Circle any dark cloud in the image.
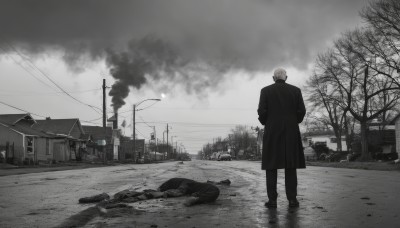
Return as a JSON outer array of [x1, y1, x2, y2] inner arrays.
[[0, 0, 367, 109]]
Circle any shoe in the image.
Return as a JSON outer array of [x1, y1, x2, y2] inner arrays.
[[288, 199, 299, 208], [264, 200, 277, 208]]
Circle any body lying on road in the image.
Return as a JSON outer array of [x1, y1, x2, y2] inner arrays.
[[78, 177, 230, 207]]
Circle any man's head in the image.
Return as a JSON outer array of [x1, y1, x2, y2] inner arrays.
[[273, 68, 287, 81]]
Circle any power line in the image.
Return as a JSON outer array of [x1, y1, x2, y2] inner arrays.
[[116, 109, 132, 114], [0, 100, 46, 118], [87, 116, 103, 122], [152, 107, 255, 111], [135, 127, 148, 140], [81, 120, 102, 125], [0, 45, 56, 90], [0, 88, 102, 97], [135, 121, 252, 127], [0, 99, 105, 126], [1, 39, 103, 114], [138, 115, 155, 130], [117, 106, 255, 113]]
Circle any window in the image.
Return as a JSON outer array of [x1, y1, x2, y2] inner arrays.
[[330, 138, 337, 143], [26, 136, 34, 154], [46, 139, 50, 155]]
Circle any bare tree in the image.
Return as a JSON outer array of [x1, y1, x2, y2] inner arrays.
[[306, 0, 400, 159], [228, 125, 257, 158], [322, 30, 400, 160], [305, 70, 348, 151], [357, 0, 400, 84]]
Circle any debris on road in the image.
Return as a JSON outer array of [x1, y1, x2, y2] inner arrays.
[[114, 190, 144, 201], [102, 203, 132, 209], [77, 177, 229, 209], [79, 193, 110, 203]]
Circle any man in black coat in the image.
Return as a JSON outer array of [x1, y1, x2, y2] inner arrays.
[[257, 68, 306, 208]]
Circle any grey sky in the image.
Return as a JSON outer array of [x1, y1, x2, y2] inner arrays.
[[0, 0, 367, 153]]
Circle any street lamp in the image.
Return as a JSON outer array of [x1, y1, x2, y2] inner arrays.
[[133, 98, 161, 162]]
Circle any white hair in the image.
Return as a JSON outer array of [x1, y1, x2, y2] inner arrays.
[[273, 68, 287, 81]]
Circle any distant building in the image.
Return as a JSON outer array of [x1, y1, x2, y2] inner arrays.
[[32, 118, 86, 161], [365, 117, 397, 157], [303, 130, 347, 151], [119, 137, 145, 161], [82, 125, 119, 160], [395, 116, 400, 160], [0, 113, 54, 164], [0, 114, 86, 164]]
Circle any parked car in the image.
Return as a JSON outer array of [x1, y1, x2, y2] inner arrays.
[[137, 157, 145, 164], [218, 154, 232, 161]]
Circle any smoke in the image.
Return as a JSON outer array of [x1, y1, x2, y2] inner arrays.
[[106, 36, 234, 111], [0, 0, 367, 110], [106, 36, 184, 111]]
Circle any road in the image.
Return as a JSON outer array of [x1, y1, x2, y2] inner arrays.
[[0, 160, 399, 228]]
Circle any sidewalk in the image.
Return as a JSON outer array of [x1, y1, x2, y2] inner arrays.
[[307, 161, 400, 171], [0, 162, 111, 176], [0, 159, 177, 176]]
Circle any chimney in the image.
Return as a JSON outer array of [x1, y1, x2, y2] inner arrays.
[[113, 112, 118, 129]]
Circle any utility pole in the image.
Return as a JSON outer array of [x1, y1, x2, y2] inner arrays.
[[102, 79, 106, 164], [153, 126, 157, 161], [103, 79, 106, 128], [133, 104, 136, 161], [166, 124, 169, 159], [162, 131, 166, 160]]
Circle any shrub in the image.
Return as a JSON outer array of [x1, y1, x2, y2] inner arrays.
[[311, 143, 330, 160]]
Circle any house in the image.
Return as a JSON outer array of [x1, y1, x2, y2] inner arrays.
[[0, 114, 86, 164], [395, 116, 400, 162], [364, 115, 398, 159], [82, 125, 121, 160], [367, 128, 395, 154], [119, 137, 145, 161], [32, 118, 87, 162], [302, 130, 348, 151], [0, 114, 53, 164], [363, 117, 397, 158]]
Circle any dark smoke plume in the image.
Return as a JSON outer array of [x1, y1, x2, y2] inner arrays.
[[106, 35, 247, 111], [106, 36, 185, 111]]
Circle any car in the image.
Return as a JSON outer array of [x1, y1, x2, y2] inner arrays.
[[218, 154, 232, 161], [137, 157, 145, 164]]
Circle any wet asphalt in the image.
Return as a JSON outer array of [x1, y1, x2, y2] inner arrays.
[[0, 160, 399, 228]]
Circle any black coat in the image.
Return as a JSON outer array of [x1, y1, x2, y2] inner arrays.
[[258, 80, 306, 170]]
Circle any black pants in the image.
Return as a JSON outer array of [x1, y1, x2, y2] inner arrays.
[[265, 169, 297, 201]]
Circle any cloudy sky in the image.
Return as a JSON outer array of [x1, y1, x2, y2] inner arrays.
[[0, 0, 368, 153]]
